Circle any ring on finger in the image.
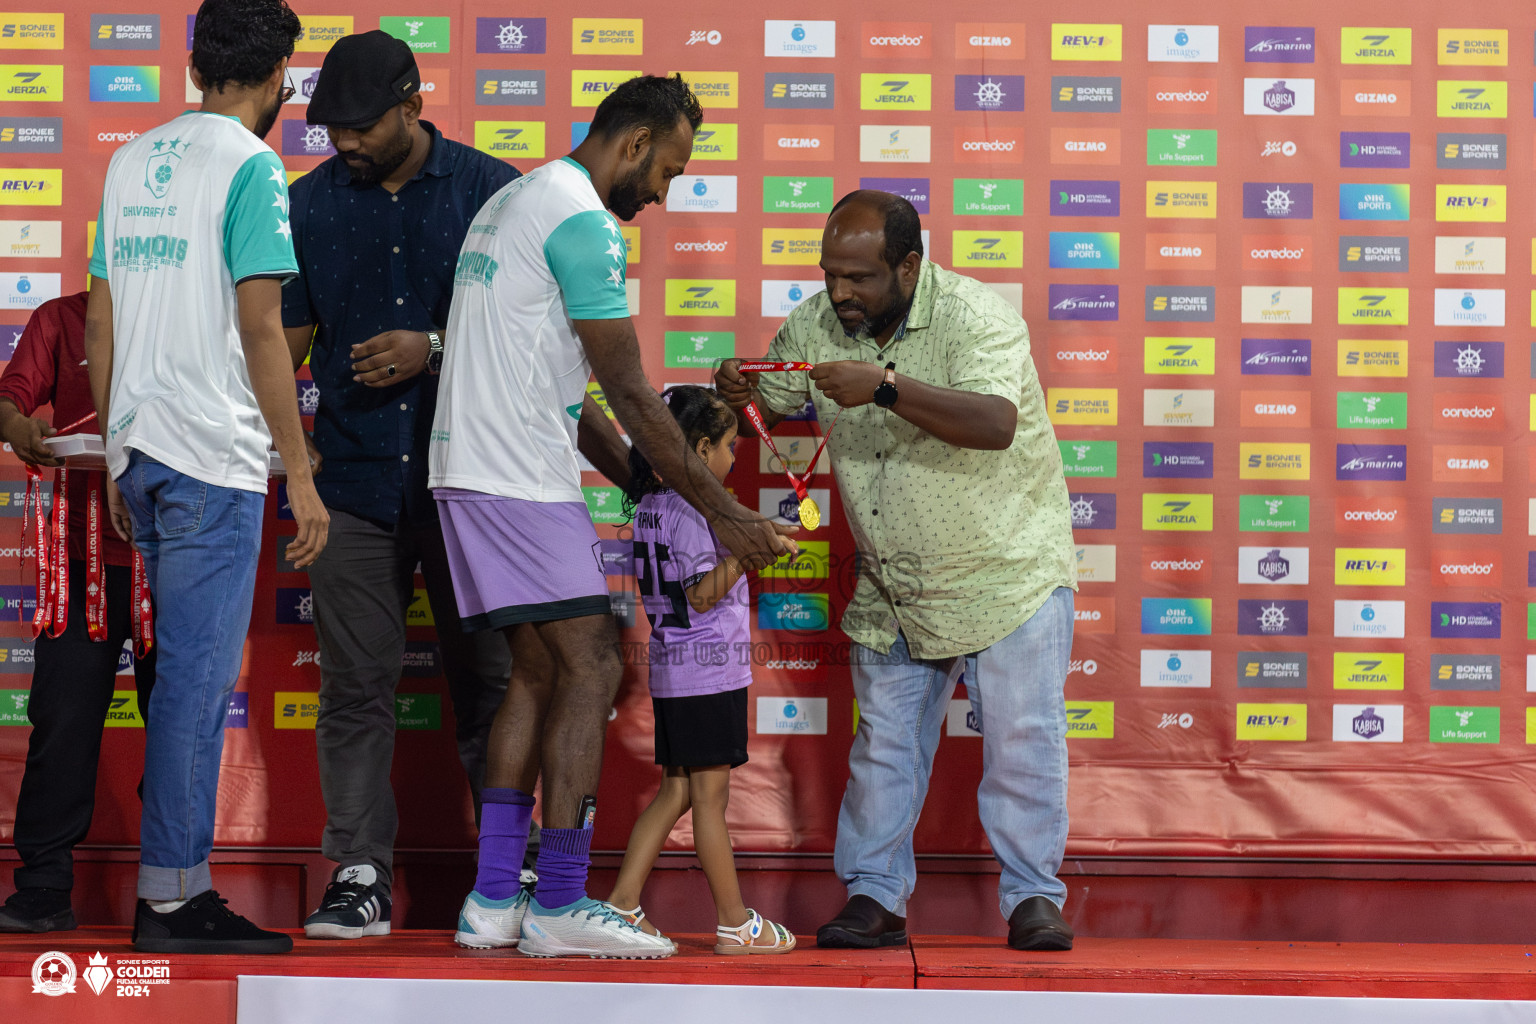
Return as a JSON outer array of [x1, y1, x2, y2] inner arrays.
[[386, 364, 397, 377]]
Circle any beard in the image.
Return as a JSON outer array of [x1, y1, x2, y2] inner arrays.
[[341, 119, 414, 186], [837, 275, 912, 340], [607, 148, 655, 221], [252, 90, 284, 141]]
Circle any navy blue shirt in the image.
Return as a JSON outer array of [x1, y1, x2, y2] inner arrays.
[[283, 121, 519, 527]]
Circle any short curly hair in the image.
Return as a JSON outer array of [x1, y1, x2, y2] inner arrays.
[[589, 74, 704, 144], [191, 0, 301, 94]]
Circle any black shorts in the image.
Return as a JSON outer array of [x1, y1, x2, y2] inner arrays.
[[652, 687, 749, 768]]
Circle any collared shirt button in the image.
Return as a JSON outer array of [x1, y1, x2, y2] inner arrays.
[[399, 403, 408, 411], [871, 509, 878, 516], [395, 297, 404, 305], [393, 246, 400, 254], [391, 195, 399, 203], [894, 600, 902, 607], [401, 454, 410, 462]]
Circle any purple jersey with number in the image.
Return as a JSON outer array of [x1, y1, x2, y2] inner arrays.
[[632, 489, 752, 698]]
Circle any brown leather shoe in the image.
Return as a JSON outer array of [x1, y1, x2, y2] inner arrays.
[[1007, 896, 1074, 951], [815, 894, 908, 948]]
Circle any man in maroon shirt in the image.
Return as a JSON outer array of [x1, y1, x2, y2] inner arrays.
[[0, 292, 156, 932]]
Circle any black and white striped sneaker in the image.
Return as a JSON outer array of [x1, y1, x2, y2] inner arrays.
[[303, 866, 391, 940]]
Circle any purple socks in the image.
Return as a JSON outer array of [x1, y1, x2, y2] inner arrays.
[[534, 827, 592, 911], [474, 788, 533, 900]]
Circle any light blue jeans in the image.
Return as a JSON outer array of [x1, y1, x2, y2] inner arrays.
[[834, 586, 1075, 922], [116, 450, 263, 900]]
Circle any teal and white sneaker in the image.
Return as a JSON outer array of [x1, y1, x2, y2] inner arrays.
[[454, 888, 530, 949], [519, 897, 677, 959]]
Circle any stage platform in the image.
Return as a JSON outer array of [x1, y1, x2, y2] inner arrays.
[[3, 929, 1536, 1021]]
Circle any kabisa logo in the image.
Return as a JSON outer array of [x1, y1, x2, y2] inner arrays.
[[1052, 180, 1120, 216], [665, 175, 737, 213], [1335, 705, 1403, 742], [1238, 547, 1308, 584], [1243, 77, 1316, 115], [1237, 599, 1308, 636], [955, 74, 1023, 112], [1068, 492, 1116, 529], [1241, 338, 1311, 376], [1048, 284, 1119, 321], [1245, 27, 1314, 63], [764, 20, 836, 59], [476, 18, 546, 54], [758, 594, 830, 632]]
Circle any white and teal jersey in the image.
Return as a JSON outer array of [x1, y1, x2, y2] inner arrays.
[[89, 110, 297, 492], [429, 156, 629, 502]]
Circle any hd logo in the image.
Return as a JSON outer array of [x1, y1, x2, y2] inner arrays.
[[953, 231, 1022, 268], [473, 121, 545, 158], [1141, 493, 1214, 531], [1338, 288, 1408, 326], [859, 74, 932, 110], [664, 279, 736, 316]]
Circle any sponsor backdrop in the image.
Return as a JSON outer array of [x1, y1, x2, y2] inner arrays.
[[2, 0, 1536, 865]]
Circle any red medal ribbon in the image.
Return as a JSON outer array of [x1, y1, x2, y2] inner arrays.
[[131, 549, 153, 657], [742, 400, 841, 502], [84, 482, 106, 642], [25, 464, 69, 639], [736, 361, 815, 373]]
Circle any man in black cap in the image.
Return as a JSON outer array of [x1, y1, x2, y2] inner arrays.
[[282, 29, 539, 940]]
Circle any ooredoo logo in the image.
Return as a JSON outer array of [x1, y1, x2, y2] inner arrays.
[[665, 228, 735, 263], [1431, 550, 1501, 588], [1050, 336, 1118, 374], [1434, 393, 1503, 431], [1335, 496, 1407, 534], [1141, 545, 1212, 584], [1147, 76, 1217, 114], [862, 21, 931, 57], [1242, 233, 1312, 270], [953, 126, 1023, 162]]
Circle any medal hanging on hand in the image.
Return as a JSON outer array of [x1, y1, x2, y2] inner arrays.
[[739, 363, 838, 532]]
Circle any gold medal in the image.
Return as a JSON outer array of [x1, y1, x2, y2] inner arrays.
[[798, 496, 821, 532]]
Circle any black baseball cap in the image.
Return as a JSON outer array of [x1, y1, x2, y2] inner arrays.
[[306, 30, 420, 129]]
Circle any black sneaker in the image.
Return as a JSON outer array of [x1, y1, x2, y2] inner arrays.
[[132, 890, 293, 954], [303, 871, 391, 940], [0, 888, 76, 933]]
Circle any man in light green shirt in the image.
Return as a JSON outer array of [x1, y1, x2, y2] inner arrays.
[[716, 190, 1078, 951]]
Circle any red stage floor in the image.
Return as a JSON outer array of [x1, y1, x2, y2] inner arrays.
[[3, 930, 1536, 1021]]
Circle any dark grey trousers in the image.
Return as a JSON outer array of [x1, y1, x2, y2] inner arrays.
[[307, 507, 510, 896]]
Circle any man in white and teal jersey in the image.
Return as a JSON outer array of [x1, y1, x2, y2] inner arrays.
[[83, 0, 327, 955], [430, 74, 796, 958]]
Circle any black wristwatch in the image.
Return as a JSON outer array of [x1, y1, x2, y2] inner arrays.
[[872, 361, 898, 408], [425, 329, 444, 375]]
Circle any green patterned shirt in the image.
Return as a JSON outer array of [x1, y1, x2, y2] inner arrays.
[[756, 259, 1077, 659]]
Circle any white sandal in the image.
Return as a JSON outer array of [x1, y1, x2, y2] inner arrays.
[[715, 908, 796, 955]]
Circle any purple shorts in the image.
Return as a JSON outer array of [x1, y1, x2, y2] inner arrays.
[[434, 489, 609, 631]]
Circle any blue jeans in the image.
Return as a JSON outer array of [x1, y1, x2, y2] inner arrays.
[[834, 587, 1075, 922], [116, 450, 263, 900]]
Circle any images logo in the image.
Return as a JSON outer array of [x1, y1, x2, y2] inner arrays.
[[1052, 23, 1122, 61], [1237, 704, 1307, 741], [1147, 25, 1218, 63], [859, 74, 932, 111], [755, 696, 829, 734], [1140, 650, 1213, 688], [1341, 27, 1411, 64], [1334, 599, 1406, 638], [476, 18, 546, 54], [1245, 27, 1314, 63], [764, 20, 835, 58], [1436, 80, 1507, 118], [1052, 76, 1121, 112], [1143, 440, 1214, 478], [1141, 493, 1214, 531], [955, 74, 1023, 111], [1434, 288, 1504, 327], [1052, 180, 1120, 216], [665, 175, 737, 213], [1140, 598, 1213, 635], [760, 280, 824, 317]]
